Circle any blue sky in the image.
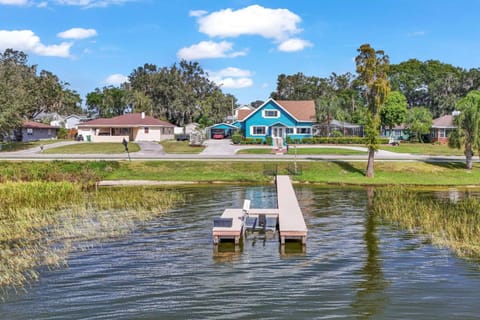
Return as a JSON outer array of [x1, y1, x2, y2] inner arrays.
[[1, 0, 480, 105]]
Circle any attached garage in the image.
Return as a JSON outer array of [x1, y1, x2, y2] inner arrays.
[[207, 123, 238, 139]]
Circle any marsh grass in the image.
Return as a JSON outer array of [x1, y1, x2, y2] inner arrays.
[[373, 187, 480, 257], [0, 182, 183, 290]]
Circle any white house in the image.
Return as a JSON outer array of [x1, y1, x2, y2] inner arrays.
[[77, 112, 175, 142]]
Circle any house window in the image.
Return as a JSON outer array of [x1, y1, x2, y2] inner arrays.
[[297, 127, 311, 134], [144, 127, 149, 134], [27, 128, 33, 135], [263, 110, 279, 118], [48, 129, 52, 135], [252, 126, 266, 135], [286, 128, 294, 134], [439, 129, 446, 138]]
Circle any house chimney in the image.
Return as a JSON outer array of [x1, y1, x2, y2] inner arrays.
[[141, 112, 145, 119]]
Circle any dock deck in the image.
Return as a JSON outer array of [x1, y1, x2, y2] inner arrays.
[[212, 175, 307, 246], [276, 175, 308, 244], [212, 209, 244, 244]]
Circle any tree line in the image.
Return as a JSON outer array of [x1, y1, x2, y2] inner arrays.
[[86, 60, 235, 127], [0, 49, 82, 138], [271, 58, 480, 123]]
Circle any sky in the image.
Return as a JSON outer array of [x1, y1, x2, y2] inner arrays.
[[1, 0, 480, 105]]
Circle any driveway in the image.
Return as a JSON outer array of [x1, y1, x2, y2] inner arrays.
[[200, 139, 240, 156], [134, 141, 165, 156]]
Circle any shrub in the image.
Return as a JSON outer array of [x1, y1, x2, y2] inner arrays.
[[57, 128, 68, 139], [265, 136, 273, 146], [231, 133, 242, 144], [330, 130, 343, 137]]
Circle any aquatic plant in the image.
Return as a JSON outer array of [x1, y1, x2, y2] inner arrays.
[[372, 187, 480, 257], [0, 183, 183, 289]]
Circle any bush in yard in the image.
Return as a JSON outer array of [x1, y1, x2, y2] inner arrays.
[[265, 136, 272, 145], [231, 133, 242, 144]]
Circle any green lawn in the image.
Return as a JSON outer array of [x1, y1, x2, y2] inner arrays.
[[237, 147, 366, 155], [0, 140, 68, 152], [159, 140, 205, 153], [43, 142, 140, 154], [102, 160, 480, 186], [380, 143, 463, 156], [1, 160, 480, 186]]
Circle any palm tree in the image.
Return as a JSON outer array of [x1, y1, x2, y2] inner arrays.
[[449, 90, 480, 170]]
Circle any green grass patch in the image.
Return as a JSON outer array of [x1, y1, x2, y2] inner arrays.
[[237, 147, 366, 155], [380, 143, 463, 156], [43, 142, 140, 154], [107, 161, 272, 182], [100, 160, 480, 186], [2, 160, 480, 186], [0, 140, 68, 152], [159, 140, 205, 153]]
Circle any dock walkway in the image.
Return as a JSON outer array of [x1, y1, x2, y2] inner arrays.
[[276, 175, 307, 244]]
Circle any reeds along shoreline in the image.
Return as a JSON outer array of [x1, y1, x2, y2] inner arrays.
[[372, 187, 480, 257], [0, 182, 183, 289]]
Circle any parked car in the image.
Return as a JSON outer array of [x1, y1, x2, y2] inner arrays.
[[213, 133, 224, 139], [211, 129, 225, 139], [175, 134, 189, 141]]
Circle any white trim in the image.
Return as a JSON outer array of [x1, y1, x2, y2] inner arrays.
[[241, 98, 300, 122], [296, 126, 312, 135], [262, 109, 280, 118], [251, 126, 267, 136]]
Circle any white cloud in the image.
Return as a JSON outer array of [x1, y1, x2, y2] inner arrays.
[[57, 27, 97, 39], [212, 67, 252, 78], [0, 30, 72, 57], [0, 0, 28, 5], [277, 38, 313, 52], [215, 77, 253, 89], [103, 73, 128, 86], [54, 0, 130, 8], [177, 40, 247, 60], [196, 5, 302, 41], [208, 67, 253, 89], [409, 31, 427, 37], [189, 10, 207, 17]]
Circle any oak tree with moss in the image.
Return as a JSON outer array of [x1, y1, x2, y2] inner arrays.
[[355, 44, 391, 177]]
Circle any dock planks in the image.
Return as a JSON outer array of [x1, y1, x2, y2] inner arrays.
[[212, 209, 244, 244], [276, 175, 308, 244]]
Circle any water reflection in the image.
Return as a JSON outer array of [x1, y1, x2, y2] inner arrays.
[[352, 209, 389, 319], [1, 185, 480, 320]]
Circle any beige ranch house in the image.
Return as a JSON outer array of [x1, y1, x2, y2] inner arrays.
[[77, 112, 174, 142]]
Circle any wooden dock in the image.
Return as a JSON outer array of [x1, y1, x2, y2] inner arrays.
[[276, 175, 307, 244], [212, 209, 244, 245], [212, 175, 307, 245]]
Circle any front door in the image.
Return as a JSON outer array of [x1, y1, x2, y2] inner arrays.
[[272, 127, 285, 138], [272, 126, 285, 149]]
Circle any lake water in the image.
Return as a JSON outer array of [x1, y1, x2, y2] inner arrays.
[[1, 185, 480, 319]]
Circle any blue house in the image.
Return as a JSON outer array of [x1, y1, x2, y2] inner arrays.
[[234, 99, 316, 144]]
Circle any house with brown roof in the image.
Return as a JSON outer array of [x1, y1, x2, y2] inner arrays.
[[77, 112, 174, 142], [430, 113, 457, 144], [14, 120, 59, 142], [232, 98, 316, 144]]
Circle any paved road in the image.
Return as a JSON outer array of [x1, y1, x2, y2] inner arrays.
[[0, 139, 467, 162]]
